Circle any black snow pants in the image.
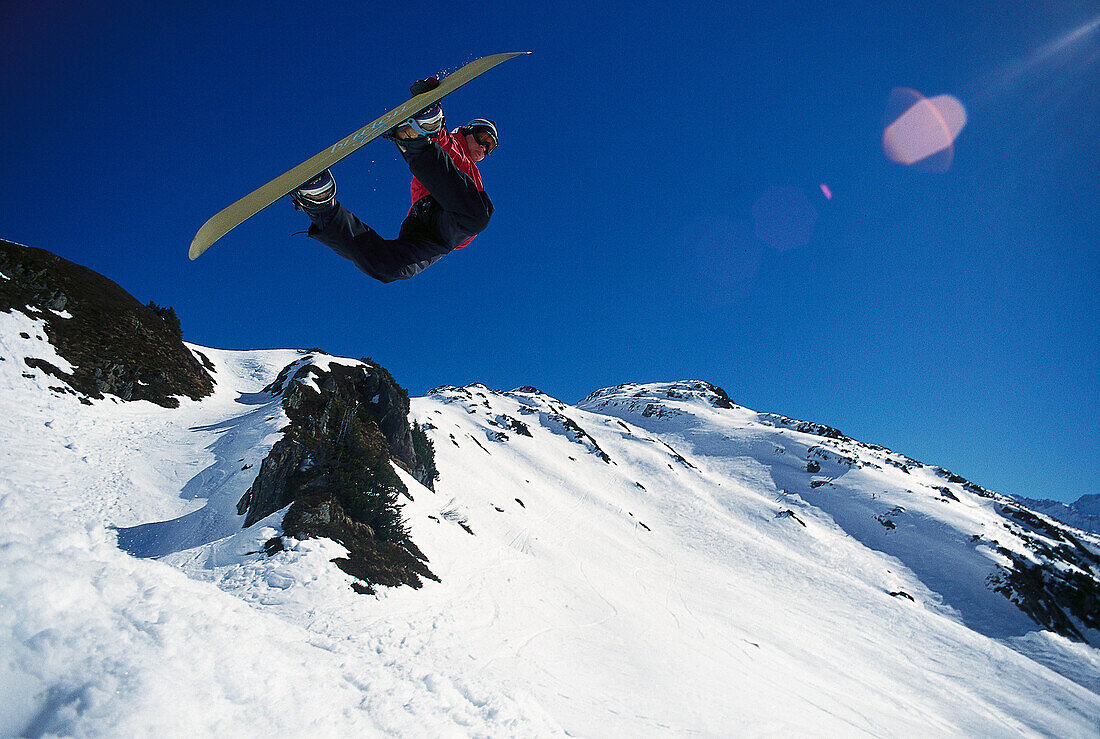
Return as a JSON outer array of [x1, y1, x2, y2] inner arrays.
[[308, 141, 493, 283]]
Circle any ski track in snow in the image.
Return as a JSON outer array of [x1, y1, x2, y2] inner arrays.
[[0, 322, 1097, 736]]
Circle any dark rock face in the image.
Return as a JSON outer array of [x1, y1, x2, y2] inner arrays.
[[238, 357, 439, 594], [0, 241, 214, 407], [990, 504, 1100, 643], [758, 412, 847, 441], [661, 380, 735, 409], [279, 494, 436, 595]]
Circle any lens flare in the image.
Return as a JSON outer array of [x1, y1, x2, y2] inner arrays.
[[975, 13, 1100, 103], [882, 88, 968, 172]]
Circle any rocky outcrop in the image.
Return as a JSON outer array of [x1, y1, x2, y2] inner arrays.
[[989, 504, 1100, 642], [580, 380, 736, 413], [0, 241, 214, 407], [238, 356, 439, 594]]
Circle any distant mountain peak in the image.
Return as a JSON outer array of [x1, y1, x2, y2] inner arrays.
[[1012, 493, 1100, 534], [580, 380, 736, 414]]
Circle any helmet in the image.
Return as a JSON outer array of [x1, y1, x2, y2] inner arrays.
[[460, 118, 498, 152]]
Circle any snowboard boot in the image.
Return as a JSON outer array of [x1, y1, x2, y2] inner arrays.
[[385, 103, 444, 156], [292, 169, 337, 218]]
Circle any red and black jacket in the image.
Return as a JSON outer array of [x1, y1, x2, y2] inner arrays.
[[407, 127, 484, 250]]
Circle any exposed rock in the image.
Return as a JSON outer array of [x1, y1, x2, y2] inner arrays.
[[578, 380, 735, 414], [280, 493, 435, 595], [239, 356, 439, 593], [990, 547, 1099, 642], [501, 415, 532, 437], [758, 412, 847, 441], [0, 241, 214, 407], [933, 466, 996, 499], [542, 408, 613, 463], [661, 380, 735, 409], [776, 509, 807, 527]]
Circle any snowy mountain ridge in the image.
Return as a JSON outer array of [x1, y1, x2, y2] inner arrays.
[[575, 380, 1100, 637], [1013, 494, 1100, 535], [2, 243, 1099, 735]]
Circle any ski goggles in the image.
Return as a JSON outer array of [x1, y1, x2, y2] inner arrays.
[[471, 128, 497, 155]]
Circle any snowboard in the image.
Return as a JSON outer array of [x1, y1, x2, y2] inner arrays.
[[189, 51, 530, 260]]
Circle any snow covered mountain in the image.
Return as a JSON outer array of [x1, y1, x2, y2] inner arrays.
[[1013, 494, 1100, 535], [2, 242, 1098, 736]]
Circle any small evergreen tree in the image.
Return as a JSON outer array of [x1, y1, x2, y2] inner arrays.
[[410, 421, 439, 483], [146, 301, 183, 340], [322, 401, 409, 543]]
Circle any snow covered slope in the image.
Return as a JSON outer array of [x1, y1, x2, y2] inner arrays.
[[0, 332, 559, 735], [2, 303, 1098, 734], [579, 382, 1100, 647], [407, 381, 1100, 734]]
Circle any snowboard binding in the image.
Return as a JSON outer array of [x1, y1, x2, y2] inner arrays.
[[384, 102, 445, 154], [291, 169, 337, 216]]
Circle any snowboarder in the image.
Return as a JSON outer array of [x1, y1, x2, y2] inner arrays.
[[291, 77, 498, 283]]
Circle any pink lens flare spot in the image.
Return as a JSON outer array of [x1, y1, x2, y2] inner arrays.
[[752, 186, 818, 252], [820, 184, 833, 200], [882, 88, 968, 172]]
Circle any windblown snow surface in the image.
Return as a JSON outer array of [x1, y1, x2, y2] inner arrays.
[[1, 324, 1097, 735]]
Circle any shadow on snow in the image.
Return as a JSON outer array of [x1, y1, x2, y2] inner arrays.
[[115, 391, 283, 558]]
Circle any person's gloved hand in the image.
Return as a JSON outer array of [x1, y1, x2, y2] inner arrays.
[[410, 78, 440, 96]]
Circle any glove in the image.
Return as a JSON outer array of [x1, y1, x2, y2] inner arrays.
[[410, 77, 440, 96]]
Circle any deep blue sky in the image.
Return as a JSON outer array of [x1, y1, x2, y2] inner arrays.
[[3, 2, 1097, 503]]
